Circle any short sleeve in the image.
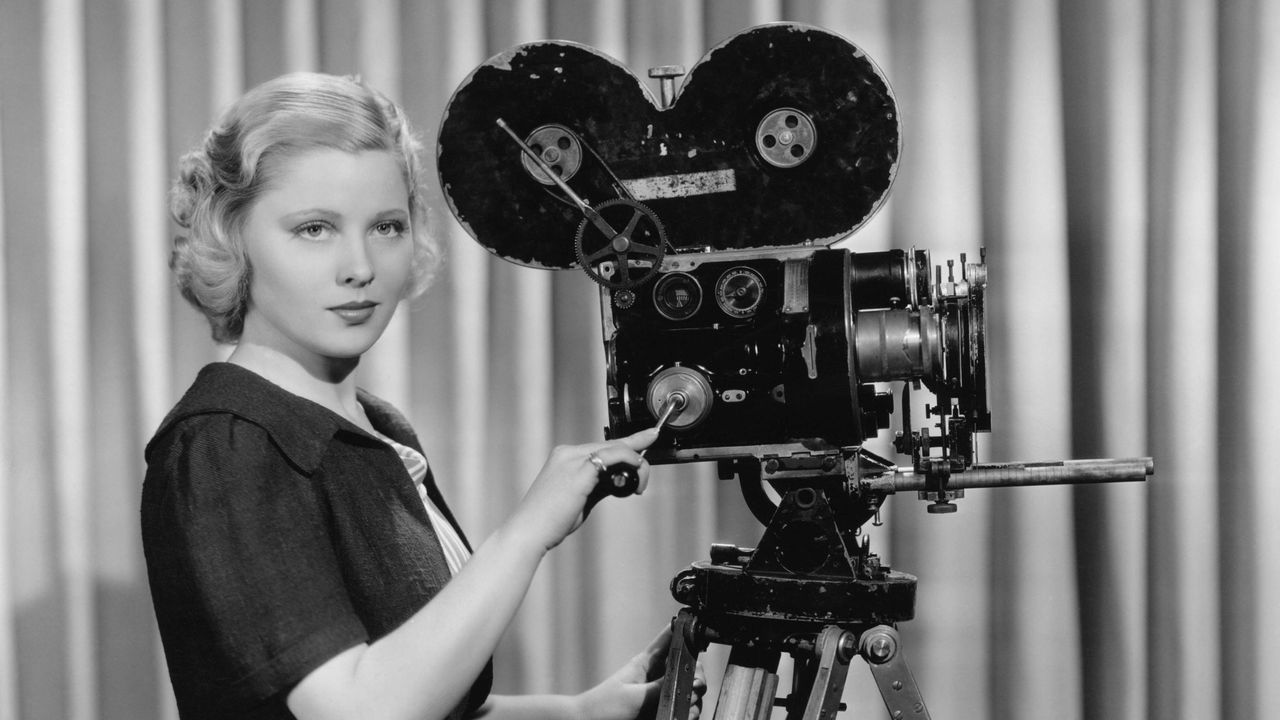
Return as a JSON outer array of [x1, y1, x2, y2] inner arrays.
[[142, 413, 368, 712]]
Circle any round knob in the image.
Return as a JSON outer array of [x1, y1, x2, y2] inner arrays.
[[647, 65, 686, 109]]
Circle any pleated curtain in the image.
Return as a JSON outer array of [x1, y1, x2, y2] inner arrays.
[[0, 1, 1276, 719]]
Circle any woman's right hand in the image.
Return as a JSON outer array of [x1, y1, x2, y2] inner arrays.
[[508, 426, 659, 553], [290, 425, 659, 720]]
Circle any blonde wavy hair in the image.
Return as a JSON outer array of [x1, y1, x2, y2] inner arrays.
[[168, 72, 441, 343]]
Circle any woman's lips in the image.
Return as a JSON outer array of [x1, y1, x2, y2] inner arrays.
[[329, 301, 378, 323]]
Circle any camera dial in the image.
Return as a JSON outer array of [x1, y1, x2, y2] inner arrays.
[[715, 267, 766, 318], [653, 272, 703, 321], [646, 366, 714, 430]]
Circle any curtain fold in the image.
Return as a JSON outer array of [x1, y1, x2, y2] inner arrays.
[[975, 2, 1082, 717], [1, 1, 1276, 719], [1146, 1, 1221, 719], [0, 48, 15, 720], [1060, 0, 1149, 717], [876, 2, 990, 717], [1218, 1, 1280, 718]]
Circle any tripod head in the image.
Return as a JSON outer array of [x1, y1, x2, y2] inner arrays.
[[708, 450, 1152, 588]]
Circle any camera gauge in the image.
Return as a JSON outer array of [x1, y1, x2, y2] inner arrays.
[[653, 272, 702, 321], [715, 267, 766, 318]]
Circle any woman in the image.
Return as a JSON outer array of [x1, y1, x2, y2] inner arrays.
[[143, 72, 701, 720]]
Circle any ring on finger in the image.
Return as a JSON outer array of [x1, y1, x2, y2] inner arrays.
[[587, 452, 608, 472]]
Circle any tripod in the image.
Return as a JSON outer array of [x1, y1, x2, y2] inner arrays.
[[654, 476, 931, 720], [648, 446, 1155, 719]]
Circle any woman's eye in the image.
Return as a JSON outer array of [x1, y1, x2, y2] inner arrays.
[[294, 222, 332, 239], [373, 220, 406, 237]]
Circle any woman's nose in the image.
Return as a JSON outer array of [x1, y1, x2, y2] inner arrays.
[[338, 238, 375, 287]]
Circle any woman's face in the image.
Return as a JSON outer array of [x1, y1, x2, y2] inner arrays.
[[238, 148, 414, 370]]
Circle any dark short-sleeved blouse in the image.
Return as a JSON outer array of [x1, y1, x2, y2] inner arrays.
[[141, 362, 492, 719]]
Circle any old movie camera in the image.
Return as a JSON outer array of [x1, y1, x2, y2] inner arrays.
[[438, 23, 1152, 720]]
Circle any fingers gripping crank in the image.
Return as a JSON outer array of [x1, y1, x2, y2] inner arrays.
[[587, 392, 687, 508]]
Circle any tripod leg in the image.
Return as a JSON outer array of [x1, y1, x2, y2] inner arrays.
[[712, 647, 781, 720], [798, 626, 855, 720], [859, 626, 930, 719], [657, 610, 700, 720]]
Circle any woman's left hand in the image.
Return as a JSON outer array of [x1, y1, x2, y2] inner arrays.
[[574, 627, 707, 720]]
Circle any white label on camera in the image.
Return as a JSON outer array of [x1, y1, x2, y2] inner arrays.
[[622, 169, 736, 200]]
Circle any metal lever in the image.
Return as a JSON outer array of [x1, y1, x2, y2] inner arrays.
[[496, 118, 618, 241], [861, 625, 931, 719], [595, 393, 686, 497]]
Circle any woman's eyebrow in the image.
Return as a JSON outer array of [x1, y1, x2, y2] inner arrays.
[[280, 208, 341, 224]]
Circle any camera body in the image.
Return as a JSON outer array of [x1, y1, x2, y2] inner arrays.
[[601, 245, 988, 467], [436, 28, 1153, 714], [433, 22, 1049, 510]]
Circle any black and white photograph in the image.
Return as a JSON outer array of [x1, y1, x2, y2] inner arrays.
[[0, 1, 1275, 719]]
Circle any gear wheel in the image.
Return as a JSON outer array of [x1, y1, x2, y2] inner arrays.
[[612, 289, 637, 309], [575, 198, 667, 290]]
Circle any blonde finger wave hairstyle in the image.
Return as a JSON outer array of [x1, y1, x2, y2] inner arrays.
[[168, 72, 441, 343]]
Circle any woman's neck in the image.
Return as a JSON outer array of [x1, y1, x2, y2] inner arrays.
[[226, 341, 373, 432]]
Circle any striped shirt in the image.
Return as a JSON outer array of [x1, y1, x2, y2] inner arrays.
[[375, 431, 472, 576]]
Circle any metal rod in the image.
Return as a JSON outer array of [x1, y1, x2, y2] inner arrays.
[[640, 392, 685, 460], [865, 457, 1153, 493], [495, 118, 627, 254]]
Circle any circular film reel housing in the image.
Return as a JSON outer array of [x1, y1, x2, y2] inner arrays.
[[437, 23, 900, 270], [438, 41, 657, 269], [669, 23, 900, 249]]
